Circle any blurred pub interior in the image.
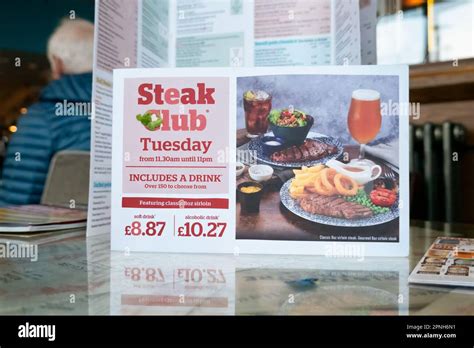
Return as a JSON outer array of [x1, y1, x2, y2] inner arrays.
[[0, 0, 473, 222]]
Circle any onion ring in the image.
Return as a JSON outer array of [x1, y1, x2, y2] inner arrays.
[[334, 174, 358, 196], [314, 175, 336, 196], [321, 168, 337, 191]]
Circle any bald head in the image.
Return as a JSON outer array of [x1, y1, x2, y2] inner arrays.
[[47, 18, 94, 79]]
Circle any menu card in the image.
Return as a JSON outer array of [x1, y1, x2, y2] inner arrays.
[[409, 237, 474, 287], [88, 0, 378, 236], [111, 66, 409, 255]]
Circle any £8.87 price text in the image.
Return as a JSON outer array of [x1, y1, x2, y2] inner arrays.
[[124, 221, 166, 236]]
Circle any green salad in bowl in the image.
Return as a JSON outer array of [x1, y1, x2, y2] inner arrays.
[[268, 108, 308, 127], [268, 108, 314, 145]]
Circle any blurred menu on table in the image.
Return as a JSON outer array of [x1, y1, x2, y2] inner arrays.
[[409, 237, 474, 288], [0, 205, 86, 233]]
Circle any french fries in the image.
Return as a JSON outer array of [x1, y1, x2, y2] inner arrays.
[[290, 165, 325, 198], [289, 164, 358, 198]]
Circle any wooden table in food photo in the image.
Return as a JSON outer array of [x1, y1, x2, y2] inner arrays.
[[235, 128, 399, 242]]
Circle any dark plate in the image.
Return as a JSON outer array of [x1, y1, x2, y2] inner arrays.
[[280, 179, 399, 227], [248, 132, 343, 168]]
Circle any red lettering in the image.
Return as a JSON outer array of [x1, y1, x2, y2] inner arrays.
[[197, 83, 215, 104], [181, 88, 196, 104], [165, 88, 180, 104], [153, 84, 164, 104], [137, 83, 153, 104], [189, 109, 206, 130], [171, 114, 190, 131], [160, 109, 171, 131], [138, 83, 215, 105]]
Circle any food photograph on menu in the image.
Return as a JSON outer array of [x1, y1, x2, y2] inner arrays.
[[236, 73, 402, 243]]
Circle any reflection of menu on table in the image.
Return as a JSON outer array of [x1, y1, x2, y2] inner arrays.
[[96, 0, 137, 72], [235, 255, 408, 315], [110, 253, 235, 315], [237, 269, 401, 315], [0, 240, 90, 314]]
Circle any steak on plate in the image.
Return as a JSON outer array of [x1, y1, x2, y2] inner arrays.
[[271, 139, 337, 163], [298, 194, 373, 219]]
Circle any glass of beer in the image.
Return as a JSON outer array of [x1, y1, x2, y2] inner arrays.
[[243, 90, 272, 138], [347, 89, 381, 165]]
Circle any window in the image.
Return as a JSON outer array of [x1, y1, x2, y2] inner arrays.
[[376, 0, 474, 65]]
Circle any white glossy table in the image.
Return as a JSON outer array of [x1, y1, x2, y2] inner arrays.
[[1, 221, 473, 315]]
